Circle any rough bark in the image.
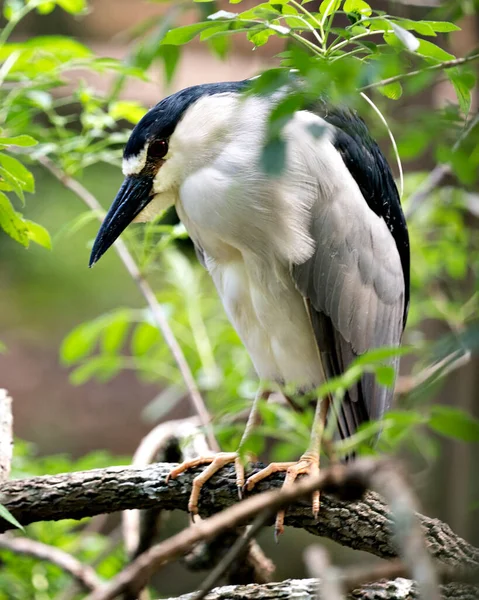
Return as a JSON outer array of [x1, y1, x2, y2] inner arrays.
[[160, 579, 478, 600], [1, 462, 478, 571]]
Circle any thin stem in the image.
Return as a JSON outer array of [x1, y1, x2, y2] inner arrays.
[[289, 0, 325, 45], [328, 29, 391, 55], [360, 92, 404, 198], [359, 52, 479, 92], [281, 14, 324, 48], [38, 156, 219, 453], [289, 31, 324, 57]]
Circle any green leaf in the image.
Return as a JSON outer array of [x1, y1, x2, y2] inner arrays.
[[208, 34, 230, 58], [101, 312, 130, 355], [158, 44, 181, 83], [355, 346, 413, 366], [0, 153, 34, 195], [416, 39, 455, 62], [343, 0, 372, 17], [0, 135, 38, 147], [162, 22, 219, 45], [132, 322, 160, 356], [422, 21, 461, 33], [56, 0, 87, 13], [25, 220, 52, 249], [390, 18, 436, 37], [447, 69, 475, 115], [70, 356, 123, 385], [378, 81, 402, 100], [60, 321, 102, 364], [429, 406, 479, 442], [109, 100, 147, 124], [0, 192, 29, 246], [374, 365, 395, 387], [0, 504, 24, 531], [319, 0, 341, 18]]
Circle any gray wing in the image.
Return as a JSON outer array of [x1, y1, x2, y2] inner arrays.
[[292, 161, 406, 441]]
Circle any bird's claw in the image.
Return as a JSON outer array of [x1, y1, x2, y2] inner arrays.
[[245, 455, 321, 540], [166, 452, 244, 517]]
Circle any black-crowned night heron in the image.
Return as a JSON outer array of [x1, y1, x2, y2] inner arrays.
[[90, 79, 410, 535]]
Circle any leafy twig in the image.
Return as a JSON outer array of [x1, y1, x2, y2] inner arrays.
[[38, 157, 219, 453]]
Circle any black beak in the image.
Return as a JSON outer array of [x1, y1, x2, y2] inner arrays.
[[89, 175, 153, 267]]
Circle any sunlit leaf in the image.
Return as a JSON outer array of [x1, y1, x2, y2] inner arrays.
[[25, 220, 52, 249], [355, 346, 413, 366], [0, 153, 34, 194], [0, 192, 29, 246], [0, 135, 38, 147], [132, 322, 161, 356], [319, 0, 341, 18], [416, 39, 455, 62], [344, 0, 372, 17], [378, 81, 402, 100], [56, 0, 87, 14], [422, 21, 461, 33], [109, 101, 147, 125], [101, 312, 130, 355], [162, 22, 219, 45]]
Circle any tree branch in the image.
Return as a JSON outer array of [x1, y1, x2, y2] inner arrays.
[[0, 535, 102, 592], [359, 53, 479, 92], [38, 156, 219, 453], [159, 579, 479, 600], [0, 461, 477, 569]]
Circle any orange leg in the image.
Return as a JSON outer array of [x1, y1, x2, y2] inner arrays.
[[244, 396, 329, 538], [166, 389, 269, 517]]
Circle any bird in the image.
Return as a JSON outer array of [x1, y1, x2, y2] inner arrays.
[[90, 78, 410, 536]]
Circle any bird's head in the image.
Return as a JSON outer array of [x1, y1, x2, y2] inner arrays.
[[89, 80, 250, 267]]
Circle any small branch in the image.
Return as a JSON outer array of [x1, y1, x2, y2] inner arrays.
[[38, 157, 219, 453], [0, 535, 102, 592], [159, 579, 479, 600], [0, 389, 13, 482], [359, 53, 479, 92]]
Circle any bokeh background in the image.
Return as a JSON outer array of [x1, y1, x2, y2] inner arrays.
[[0, 0, 478, 596]]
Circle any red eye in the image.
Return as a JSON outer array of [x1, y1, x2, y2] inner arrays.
[[148, 139, 168, 159]]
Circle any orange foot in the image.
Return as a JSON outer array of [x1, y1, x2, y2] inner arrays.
[[244, 454, 320, 539], [166, 452, 245, 519]]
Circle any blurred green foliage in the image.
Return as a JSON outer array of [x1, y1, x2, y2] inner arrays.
[[0, 0, 478, 597]]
